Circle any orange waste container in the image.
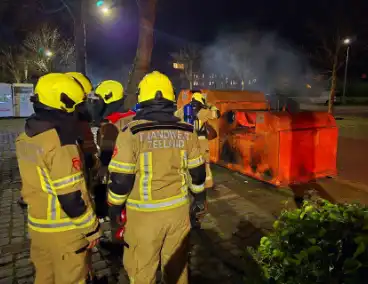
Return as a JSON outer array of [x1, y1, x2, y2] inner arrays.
[[177, 90, 338, 186]]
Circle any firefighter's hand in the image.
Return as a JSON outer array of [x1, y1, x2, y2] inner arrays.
[[191, 199, 208, 221], [196, 200, 208, 220]]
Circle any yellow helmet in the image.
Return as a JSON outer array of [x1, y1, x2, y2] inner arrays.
[[95, 80, 124, 104], [66, 72, 93, 94], [34, 73, 86, 113], [137, 71, 175, 103], [192, 92, 206, 105]]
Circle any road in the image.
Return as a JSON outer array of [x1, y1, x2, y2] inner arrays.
[[300, 104, 368, 117]]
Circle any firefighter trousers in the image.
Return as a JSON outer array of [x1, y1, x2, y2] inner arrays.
[[123, 205, 191, 284], [29, 229, 90, 284]]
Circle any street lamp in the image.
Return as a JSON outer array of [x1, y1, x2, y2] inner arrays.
[[342, 37, 351, 104], [45, 50, 53, 58], [343, 38, 351, 45], [100, 6, 110, 15]]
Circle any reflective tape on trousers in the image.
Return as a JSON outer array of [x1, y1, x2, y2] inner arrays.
[[126, 195, 188, 210]]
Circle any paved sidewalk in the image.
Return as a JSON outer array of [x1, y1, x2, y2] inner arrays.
[[0, 120, 259, 283], [2, 117, 368, 283]]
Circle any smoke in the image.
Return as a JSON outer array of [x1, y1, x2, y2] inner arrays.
[[201, 31, 326, 96], [87, 63, 131, 87]]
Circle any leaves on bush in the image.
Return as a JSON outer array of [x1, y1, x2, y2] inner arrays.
[[248, 199, 368, 284]]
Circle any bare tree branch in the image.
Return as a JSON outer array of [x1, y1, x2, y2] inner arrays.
[[170, 44, 202, 88], [0, 47, 24, 83], [22, 24, 75, 74]]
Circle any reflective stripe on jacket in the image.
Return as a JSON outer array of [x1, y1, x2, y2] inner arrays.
[[107, 120, 205, 212], [16, 126, 98, 234]]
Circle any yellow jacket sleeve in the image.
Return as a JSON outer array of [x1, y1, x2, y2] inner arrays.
[[187, 132, 206, 194], [49, 143, 100, 239], [107, 128, 137, 206], [197, 105, 220, 123]]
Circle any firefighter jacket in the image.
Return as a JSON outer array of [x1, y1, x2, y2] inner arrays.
[[15, 111, 100, 241], [194, 105, 220, 137], [175, 104, 220, 161], [175, 105, 219, 137], [98, 110, 136, 167], [107, 119, 207, 212], [77, 119, 98, 169]]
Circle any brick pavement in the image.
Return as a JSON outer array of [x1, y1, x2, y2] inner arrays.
[[1, 119, 276, 283], [3, 116, 368, 283]]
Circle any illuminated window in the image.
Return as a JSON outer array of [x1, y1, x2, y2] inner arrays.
[[173, 63, 184, 70]]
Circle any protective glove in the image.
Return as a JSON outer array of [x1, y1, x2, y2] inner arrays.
[[108, 205, 125, 227], [192, 199, 208, 220]]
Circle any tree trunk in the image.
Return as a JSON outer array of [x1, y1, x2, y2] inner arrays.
[[328, 61, 336, 114], [125, 0, 158, 108], [74, 0, 87, 74], [328, 45, 340, 114]]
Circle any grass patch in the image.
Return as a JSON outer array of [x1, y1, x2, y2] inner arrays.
[[336, 116, 368, 140]]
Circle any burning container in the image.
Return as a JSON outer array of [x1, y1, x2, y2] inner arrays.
[[177, 90, 338, 186]]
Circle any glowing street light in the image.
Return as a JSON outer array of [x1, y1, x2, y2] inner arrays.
[[45, 50, 53, 58], [343, 38, 351, 45], [101, 6, 110, 15]]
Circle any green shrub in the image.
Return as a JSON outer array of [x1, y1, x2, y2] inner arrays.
[[249, 200, 368, 284]]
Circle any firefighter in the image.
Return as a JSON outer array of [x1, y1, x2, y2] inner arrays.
[[107, 71, 206, 284], [94, 80, 135, 168], [92, 80, 135, 220], [66, 72, 98, 183], [176, 92, 220, 190], [15, 73, 101, 284]]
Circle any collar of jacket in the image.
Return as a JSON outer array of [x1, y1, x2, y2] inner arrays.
[[134, 102, 180, 123], [25, 110, 78, 139]]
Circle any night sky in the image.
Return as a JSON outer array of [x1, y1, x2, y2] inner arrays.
[[1, 0, 368, 82]]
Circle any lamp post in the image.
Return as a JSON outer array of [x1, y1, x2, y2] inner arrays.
[[59, 0, 113, 74], [342, 38, 351, 105]]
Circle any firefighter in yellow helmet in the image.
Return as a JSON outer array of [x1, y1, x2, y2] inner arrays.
[[91, 80, 136, 221], [65, 72, 98, 169], [15, 73, 101, 284], [107, 71, 206, 283], [175, 92, 220, 191]]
